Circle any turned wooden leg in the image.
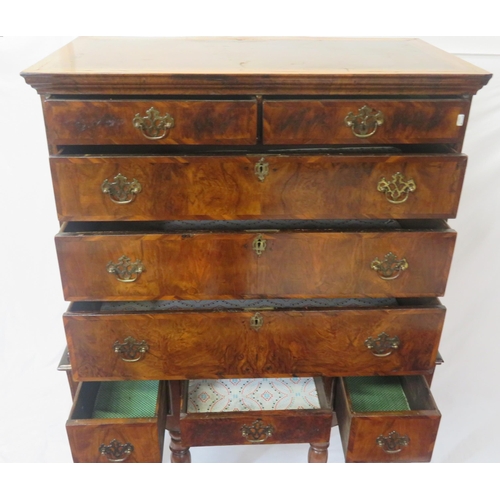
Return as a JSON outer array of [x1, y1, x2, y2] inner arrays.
[[169, 430, 191, 463], [308, 442, 329, 463]]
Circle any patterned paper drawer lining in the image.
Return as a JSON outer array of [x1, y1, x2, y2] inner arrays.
[[187, 378, 320, 413], [102, 297, 398, 312]]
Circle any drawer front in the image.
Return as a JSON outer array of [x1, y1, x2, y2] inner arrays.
[[336, 376, 441, 462], [64, 300, 445, 380], [181, 410, 332, 447], [263, 99, 470, 145], [43, 99, 257, 145], [51, 154, 467, 221], [66, 381, 167, 463], [55, 224, 456, 301]]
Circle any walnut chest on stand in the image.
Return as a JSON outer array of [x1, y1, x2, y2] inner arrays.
[[22, 37, 491, 463]]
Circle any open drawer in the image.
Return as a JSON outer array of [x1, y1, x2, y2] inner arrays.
[[66, 380, 167, 462], [335, 375, 441, 462], [55, 219, 456, 301], [179, 377, 334, 462]]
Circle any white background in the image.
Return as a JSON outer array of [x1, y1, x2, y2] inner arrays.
[[1, 3, 499, 495]]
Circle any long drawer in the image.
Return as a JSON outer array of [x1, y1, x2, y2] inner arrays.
[[64, 298, 445, 380], [43, 98, 258, 146], [263, 99, 470, 145], [50, 152, 467, 221], [55, 219, 456, 301], [335, 376, 441, 462]]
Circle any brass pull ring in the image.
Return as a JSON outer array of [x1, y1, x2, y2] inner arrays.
[[377, 172, 416, 204], [101, 173, 142, 205], [376, 431, 409, 454], [365, 332, 400, 357], [241, 419, 274, 443], [371, 252, 408, 280], [99, 439, 134, 462], [113, 336, 149, 362], [107, 255, 144, 283], [254, 158, 269, 182], [132, 106, 175, 140], [344, 105, 384, 138]]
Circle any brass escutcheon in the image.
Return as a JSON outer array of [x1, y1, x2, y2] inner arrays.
[[113, 336, 149, 362], [371, 252, 408, 280], [241, 419, 274, 443], [132, 106, 175, 140], [365, 332, 400, 357], [376, 431, 410, 454], [101, 173, 142, 204], [254, 158, 269, 182], [252, 234, 267, 256], [99, 439, 134, 462], [377, 172, 416, 204], [344, 105, 384, 138], [107, 255, 144, 283], [250, 312, 264, 331]]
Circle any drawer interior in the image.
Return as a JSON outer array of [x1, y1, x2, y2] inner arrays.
[[60, 218, 451, 235], [183, 377, 331, 414], [343, 375, 437, 413], [71, 380, 160, 420]]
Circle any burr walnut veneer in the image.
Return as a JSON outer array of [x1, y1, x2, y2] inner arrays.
[[22, 37, 491, 463]]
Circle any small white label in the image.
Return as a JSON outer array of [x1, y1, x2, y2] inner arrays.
[[457, 114, 465, 126]]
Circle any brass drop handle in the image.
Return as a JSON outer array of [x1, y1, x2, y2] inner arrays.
[[132, 106, 175, 140], [241, 419, 274, 443], [107, 255, 144, 283], [365, 332, 400, 357], [101, 173, 142, 204], [376, 431, 410, 454], [377, 172, 416, 204], [99, 439, 134, 462], [113, 336, 149, 362], [344, 105, 384, 138], [371, 252, 408, 280]]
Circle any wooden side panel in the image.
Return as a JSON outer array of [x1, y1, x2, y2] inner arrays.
[[263, 99, 470, 145], [64, 305, 445, 380], [43, 99, 257, 145], [50, 154, 467, 221]]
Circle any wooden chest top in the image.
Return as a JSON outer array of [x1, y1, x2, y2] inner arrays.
[[21, 37, 492, 95]]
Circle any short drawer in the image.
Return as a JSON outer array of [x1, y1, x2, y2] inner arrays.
[[64, 298, 445, 381], [55, 219, 456, 301], [43, 98, 257, 145], [66, 380, 167, 463], [179, 377, 333, 448], [335, 376, 441, 462], [50, 152, 467, 221], [263, 99, 470, 145]]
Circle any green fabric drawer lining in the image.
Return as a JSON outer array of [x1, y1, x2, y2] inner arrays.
[[345, 376, 410, 412], [92, 380, 159, 419]]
